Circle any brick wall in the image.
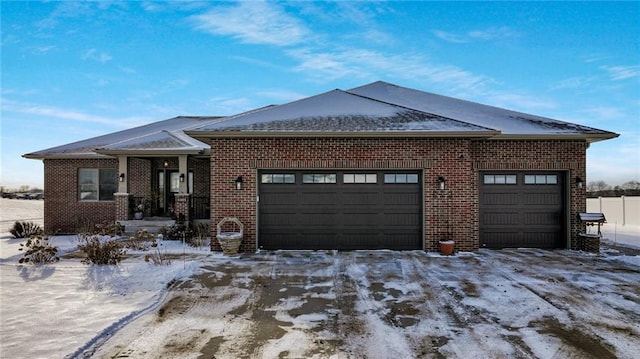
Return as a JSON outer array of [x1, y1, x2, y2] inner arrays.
[[209, 137, 587, 253], [43, 158, 118, 233]]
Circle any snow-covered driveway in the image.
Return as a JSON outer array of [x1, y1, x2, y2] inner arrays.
[[86, 249, 640, 359]]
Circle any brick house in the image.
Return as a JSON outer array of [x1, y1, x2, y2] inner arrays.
[[25, 81, 618, 252]]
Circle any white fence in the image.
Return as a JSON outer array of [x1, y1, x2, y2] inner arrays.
[[587, 196, 640, 227]]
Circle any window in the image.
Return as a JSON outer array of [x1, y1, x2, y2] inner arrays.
[[344, 173, 377, 184], [525, 174, 558, 185], [261, 174, 295, 184], [302, 174, 336, 184], [79, 168, 117, 201], [483, 174, 517, 185], [384, 173, 419, 184]]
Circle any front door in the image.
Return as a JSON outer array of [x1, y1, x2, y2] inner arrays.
[[158, 170, 181, 216]]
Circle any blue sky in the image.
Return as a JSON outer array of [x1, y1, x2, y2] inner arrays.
[[1, 1, 638, 188]]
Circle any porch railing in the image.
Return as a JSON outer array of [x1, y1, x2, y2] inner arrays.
[[190, 195, 210, 220], [131, 195, 209, 220]]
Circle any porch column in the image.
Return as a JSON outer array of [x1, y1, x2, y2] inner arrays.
[[178, 155, 188, 194], [115, 156, 131, 224], [118, 155, 128, 193], [175, 155, 190, 222]]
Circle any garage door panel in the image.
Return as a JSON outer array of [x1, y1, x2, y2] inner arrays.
[[482, 231, 522, 248], [259, 171, 422, 250], [523, 212, 561, 226], [522, 192, 562, 205], [522, 232, 559, 248], [383, 192, 421, 205], [300, 213, 339, 226], [482, 192, 519, 205], [482, 212, 519, 226], [260, 192, 298, 205]]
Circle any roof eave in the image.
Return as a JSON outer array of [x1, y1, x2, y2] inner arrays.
[[22, 153, 113, 160], [95, 148, 208, 156], [185, 130, 501, 139], [480, 133, 620, 143]]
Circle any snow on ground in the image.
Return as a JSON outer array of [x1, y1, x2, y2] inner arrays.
[[601, 224, 640, 249], [1, 198, 640, 358]]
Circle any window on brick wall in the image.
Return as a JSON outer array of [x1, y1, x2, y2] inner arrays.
[[79, 168, 117, 201]]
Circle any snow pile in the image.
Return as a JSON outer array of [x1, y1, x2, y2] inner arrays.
[[0, 235, 211, 359]]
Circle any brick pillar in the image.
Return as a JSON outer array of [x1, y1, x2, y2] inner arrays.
[[174, 193, 191, 223], [115, 193, 133, 221]]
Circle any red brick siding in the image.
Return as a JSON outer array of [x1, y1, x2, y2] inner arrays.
[[190, 158, 211, 197], [209, 137, 588, 253], [43, 158, 118, 233], [128, 158, 152, 199]]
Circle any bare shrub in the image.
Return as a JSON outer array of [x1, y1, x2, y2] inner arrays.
[[123, 230, 157, 251], [144, 240, 171, 266], [76, 221, 125, 265], [18, 235, 59, 264], [10, 221, 43, 239], [188, 222, 210, 248], [77, 234, 125, 265]]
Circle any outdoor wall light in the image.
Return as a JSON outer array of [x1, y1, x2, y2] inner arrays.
[[119, 173, 125, 182], [179, 173, 185, 182], [576, 176, 584, 189], [235, 176, 244, 190], [437, 176, 446, 190], [163, 160, 169, 168]]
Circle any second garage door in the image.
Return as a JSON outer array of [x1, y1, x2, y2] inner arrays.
[[479, 172, 566, 249], [258, 171, 422, 250]]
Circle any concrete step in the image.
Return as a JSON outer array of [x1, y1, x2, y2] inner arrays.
[[118, 217, 175, 235]]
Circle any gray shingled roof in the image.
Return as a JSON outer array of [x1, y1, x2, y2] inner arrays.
[[187, 83, 618, 142], [24, 81, 619, 160], [349, 81, 618, 142], [24, 116, 223, 159], [186, 89, 498, 137]]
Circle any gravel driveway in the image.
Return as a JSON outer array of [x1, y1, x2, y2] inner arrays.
[[92, 248, 640, 359]]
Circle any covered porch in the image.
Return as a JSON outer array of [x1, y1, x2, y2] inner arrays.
[[113, 155, 211, 225]]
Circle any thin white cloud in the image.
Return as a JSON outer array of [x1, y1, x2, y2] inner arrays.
[[256, 89, 307, 103], [582, 53, 611, 63], [82, 49, 112, 63], [228, 55, 288, 71], [550, 75, 598, 90], [206, 96, 254, 115], [601, 65, 640, 81], [190, 2, 309, 46], [580, 106, 626, 119], [1, 99, 141, 128], [287, 48, 489, 92], [486, 93, 557, 111], [29, 45, 57, 54], [433, 26, 518, 43], [432, 30, 467, 44]]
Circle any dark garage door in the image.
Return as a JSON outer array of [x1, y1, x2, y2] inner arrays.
[[258, 171, 422, 250], [479, 172, 565, 249]]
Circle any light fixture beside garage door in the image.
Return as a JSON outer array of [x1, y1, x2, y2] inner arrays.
[[437, 176, 446, 190], [576, 176, 584, 189], [235, 176, 244, 190]]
